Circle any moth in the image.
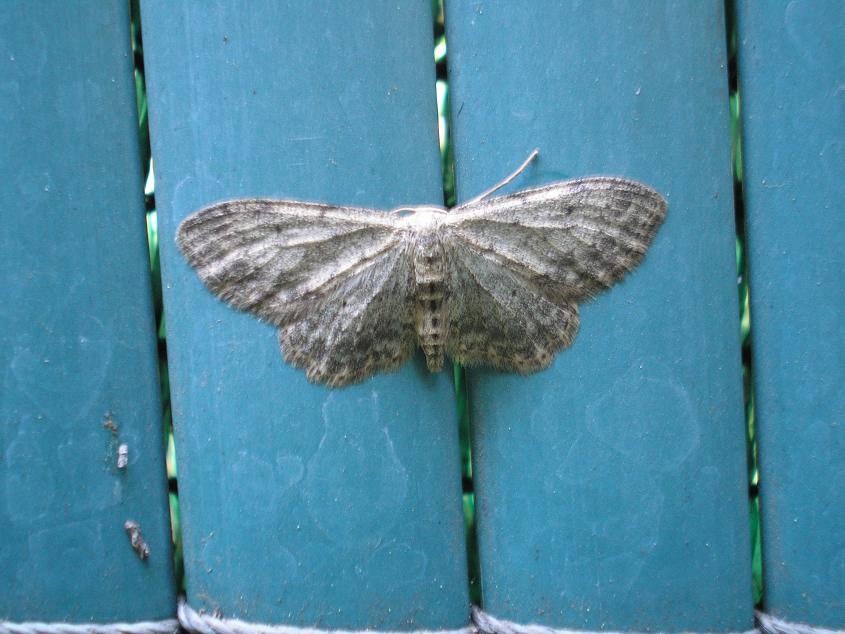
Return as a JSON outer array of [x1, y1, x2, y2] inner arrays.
[[177, 150, 666, 387]]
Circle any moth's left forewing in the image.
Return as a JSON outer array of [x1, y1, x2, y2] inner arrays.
[[443, 177, 667, 301], [439, 177, 666, 373]]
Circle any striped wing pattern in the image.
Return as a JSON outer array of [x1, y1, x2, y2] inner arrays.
[[178, 199, 417, 386], [441, 178, 666, 373]]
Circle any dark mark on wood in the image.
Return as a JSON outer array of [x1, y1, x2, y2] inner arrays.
[[124, 520, 150, 560]]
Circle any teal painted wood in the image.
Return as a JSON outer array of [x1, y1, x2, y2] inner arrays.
[[140, 1, 469, 628], [0, 1, 174, 623], [735, 1, 845, 627], [445, 2, 752, 631]]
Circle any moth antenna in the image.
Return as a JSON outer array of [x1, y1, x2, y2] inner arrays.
[[463, 148, 540, 206]]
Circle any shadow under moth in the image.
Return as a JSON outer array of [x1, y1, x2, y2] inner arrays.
[[177, 150, 667, 387]]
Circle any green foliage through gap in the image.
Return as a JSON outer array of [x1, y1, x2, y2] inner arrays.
[[725, 0, 763, 607], [433, 0, 482, 605], [131, 0, 184, 593]]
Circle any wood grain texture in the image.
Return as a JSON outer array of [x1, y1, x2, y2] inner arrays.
[[0, 0, 174, 622], [141, 0, 469, 627], [736, 0, 845, 627], [446, 1, 753, 631]]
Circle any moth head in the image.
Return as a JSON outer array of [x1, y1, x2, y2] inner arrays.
[[390, 205, 448, 229]]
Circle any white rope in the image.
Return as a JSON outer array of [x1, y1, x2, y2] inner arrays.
[[471, 607, 760, 634], [177, 600, 475, 634], [756, 611, 844, 634], [3, 604, 843, 634], [0, 617, 178, 634]]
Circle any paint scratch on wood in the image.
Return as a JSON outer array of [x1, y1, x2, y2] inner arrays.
[[117, 443, 128, 469]]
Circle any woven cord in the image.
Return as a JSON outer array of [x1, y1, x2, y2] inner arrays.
[[177, 600, 476, 634], [472, 607, 761, 634], [3, 604, 843, 634], [755, 612, 843, 634], [0, 617, 178, 634]]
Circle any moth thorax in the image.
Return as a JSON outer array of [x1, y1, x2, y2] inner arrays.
[[413, 234, 446, 372]]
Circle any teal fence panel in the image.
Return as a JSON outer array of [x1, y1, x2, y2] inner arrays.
[[141, 1, 469, 627], [0, 1, 175, 623], [735, 1, 845, 627], [445, 2, 752, 631]]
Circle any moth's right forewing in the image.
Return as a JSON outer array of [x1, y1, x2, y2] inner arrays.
[[177, 198, 418, 386], [176, 199, 402, 326]]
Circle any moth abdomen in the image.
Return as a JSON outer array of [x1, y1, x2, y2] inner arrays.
[[413, 233, 447, 372]]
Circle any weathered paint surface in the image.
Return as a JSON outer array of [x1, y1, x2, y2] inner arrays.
[[0, 1, 174, 622], [141, 1, 469, 627], [736, 1, 845, 627], [445, 2, 753, 630]]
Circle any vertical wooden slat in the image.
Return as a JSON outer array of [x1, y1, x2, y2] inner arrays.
[[141, 1, 469, 627], [735, 1, 845, 627], [445, 2, 752, 631], [0, 1, 174, 622]]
